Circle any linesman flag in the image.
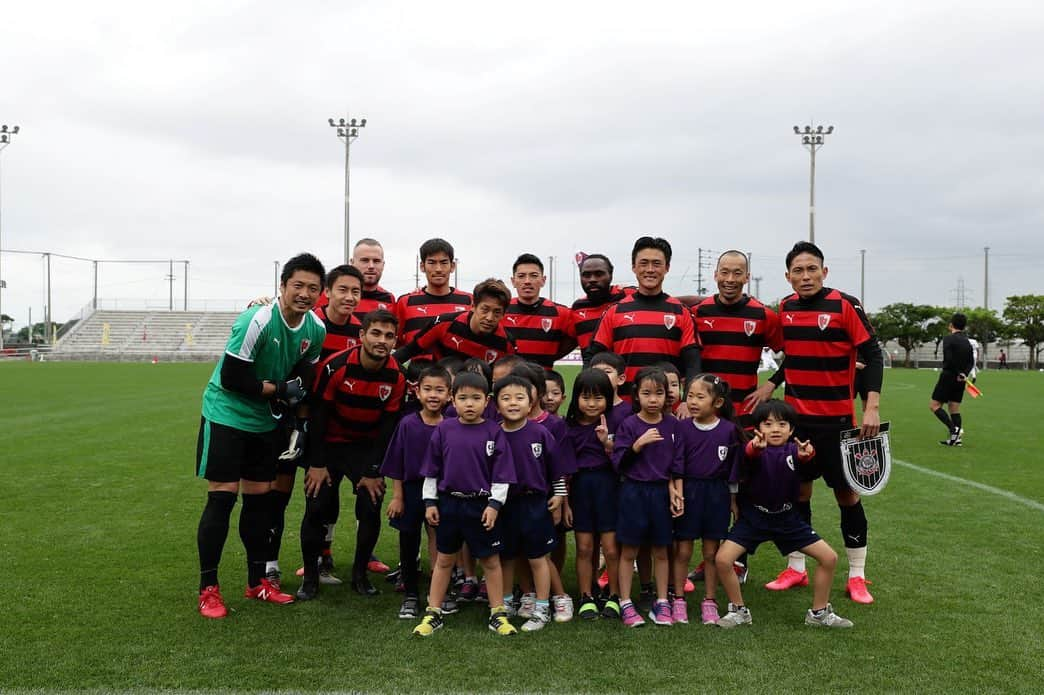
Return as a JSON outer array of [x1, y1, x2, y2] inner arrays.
[[965, 381, 983, 398], [840, 422, 892, 496]]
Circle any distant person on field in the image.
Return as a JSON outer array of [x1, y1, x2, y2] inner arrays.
[[930, 312, 974, 447], [998, 349, 1008, 369]]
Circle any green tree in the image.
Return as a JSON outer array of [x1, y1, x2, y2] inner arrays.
[[1002, 295, 1044, 369], [962, 307, 1005, 365], [871, 303, 942, 367]]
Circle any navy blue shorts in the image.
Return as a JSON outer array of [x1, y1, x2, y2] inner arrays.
[[726, 504, 821, 556], [615, 479, 673, 548], [434, 496, 502, 559], [389, 479, 425, 534], [674, 478, 731, 541], [500, 494, 557, 560], [570, 468, 618, 535]]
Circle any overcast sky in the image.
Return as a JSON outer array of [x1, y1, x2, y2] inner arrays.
[[1, 0, 1042, 329]]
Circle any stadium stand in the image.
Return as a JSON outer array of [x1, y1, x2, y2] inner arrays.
[[54, 310, 238, 361]]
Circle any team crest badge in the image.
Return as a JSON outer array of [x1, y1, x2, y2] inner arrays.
[[786, 455, 795, 470], [378, 385, 392, 401], [663, 314, 676, 330], [485, 440, 495, 457], [817, 314, 831, 330], [531, 443, 543, 458], [485, 350, 499, 363], [378, 303, 388, 310], [744, 320, 756, 337], [718, 445, 729, 461], [299, 339, 311, 355], [541, 318, 553, 333]]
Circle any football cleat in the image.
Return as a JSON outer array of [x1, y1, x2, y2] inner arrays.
[[413, 609, 444, 637], [367, 555, 390, 574], [244, 578, 294, 604], [688, 562, 705, 582], [806, 603, 854, 628], [351, 576, 380, 597], [716, 603, 752, 628], [198, 585, 227, 619], [319, 556, 343, 585], [845, 576, 874, 604], [734, 561, 749, 584], [264, 568, 282, 592], [765, 567, 808, 591], [683, 578, 696, 593], [596, 569, 610, 590], [295, 578, 319, 602]]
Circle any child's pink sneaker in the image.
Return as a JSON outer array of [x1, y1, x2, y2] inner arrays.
[[700, 598, 719, 625]]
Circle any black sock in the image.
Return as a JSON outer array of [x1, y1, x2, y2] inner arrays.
[[266, 489, 292, 562], [239, 493, 269, 587], [400, 528, 423, 596], [353, 490, 382, 579], [951, 413, 962, 431], [197, 491, 236, 591], [933, 408, 954, 432], [839, 501, 868, 549], [796, 499, 812, 526]]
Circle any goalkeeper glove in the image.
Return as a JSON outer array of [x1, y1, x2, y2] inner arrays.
[[274, 376, 306, 406], [279, 421, 309, 462]]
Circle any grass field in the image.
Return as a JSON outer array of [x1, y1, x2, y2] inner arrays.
[[2, 362, 1043, 693]]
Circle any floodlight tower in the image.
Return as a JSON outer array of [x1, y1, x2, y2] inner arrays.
[[0, 123, 21, 350], [793, 124, 834, 244], [328, 115, 367, 263]]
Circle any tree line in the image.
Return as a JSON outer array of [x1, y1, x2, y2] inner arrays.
[[870, 295, 1044, 369]]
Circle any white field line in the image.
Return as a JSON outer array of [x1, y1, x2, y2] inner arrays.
[[894, 458, 1044, 513]]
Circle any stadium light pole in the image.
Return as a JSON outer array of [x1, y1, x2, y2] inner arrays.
[[0, 123, 20, 350], [328, 115, 367, 263], [793, 124, 833, 244]]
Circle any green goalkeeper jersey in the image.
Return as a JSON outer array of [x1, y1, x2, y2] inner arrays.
[[201, 303, 326, 433]]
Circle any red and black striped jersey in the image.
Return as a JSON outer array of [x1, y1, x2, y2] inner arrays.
[[394, 287, 473, 359], [693, 295, 783, 415], [504, 298, 577, 370], [571, 286, 633, 350], [778, 288, 875, 427], [355, 286, 396, 321], [589, 291, 699, 386], [314, 346, 406, 443], [313, 306, 362, 361], [393, 310, 516, 365]]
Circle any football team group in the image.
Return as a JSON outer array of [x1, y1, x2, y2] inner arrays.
[[193, 235, 884, 635]]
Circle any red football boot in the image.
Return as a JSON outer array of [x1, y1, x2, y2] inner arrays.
[[198, 585, 227, 619], [764, 567, 808, 591], [244, 577, 295, 604], [846, 577, 874, 604]]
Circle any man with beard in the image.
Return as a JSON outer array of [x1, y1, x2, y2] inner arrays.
[[296, 309, 407, 599], [571, 254, 632, 354]]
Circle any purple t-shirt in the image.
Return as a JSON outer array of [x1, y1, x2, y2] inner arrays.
[[675, 418, 742, 481], [503, 421, 576, 495], [741, 441, 804, 511], [607, 400, 632, 433], [567, 421, 613, 471], [445, 400, 500, 422], [611, 414, 684, 482], [420, 418, 516, 494], [380, 412, 438, 482], [531, 411, 576, 475]]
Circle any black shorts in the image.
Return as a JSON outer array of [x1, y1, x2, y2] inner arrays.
[[794, 424, 846, 490], [500, 493, 557, 560], [195, 417, 280, 483], [324, 441, 383, 495], [390, 479, 426, 533], [726, 505, 821, 556], [931, 372, 965, 404]]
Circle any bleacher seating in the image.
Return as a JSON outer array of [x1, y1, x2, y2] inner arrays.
[[54, 310, 239, 361]]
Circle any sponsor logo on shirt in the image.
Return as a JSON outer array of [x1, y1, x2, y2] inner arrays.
[[702, 319, 715, 328], [343, 379, 355, 391], [623, 314, 636, 323], [785, 314, 794, 323]]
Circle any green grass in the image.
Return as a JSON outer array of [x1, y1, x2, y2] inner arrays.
[[2, 362, 1043, 693]]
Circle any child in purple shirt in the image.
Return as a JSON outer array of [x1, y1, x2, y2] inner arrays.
[[715, 399, 854, 630], [412, 371, 518, 637], [380, 366, 452, 619]]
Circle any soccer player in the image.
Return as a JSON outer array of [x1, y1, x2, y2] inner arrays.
[[394, 238, 473, 374], [504, 253, 576, 370], [296, 309, 406, 600], [692, 250, 783, 428], [748, 241, 883, 605], [586, 236, 701, 389], [393, 278, 516, 366], [571, 254, 632, 352], [351, 238, 396, 318], [195, 253, 327, 619], [930, 312, 975, 447], [273, 264, 365, 588]]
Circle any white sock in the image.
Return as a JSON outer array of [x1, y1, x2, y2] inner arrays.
[[787, 551, 806, 573], [265, 560, 280, 574], [846, 546, 867, 579], [324, 523, 336, 543]]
